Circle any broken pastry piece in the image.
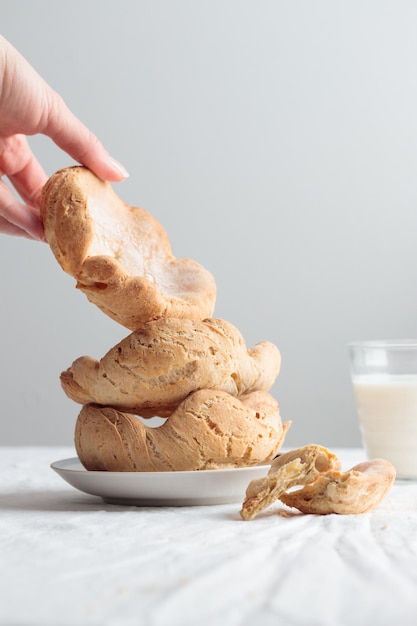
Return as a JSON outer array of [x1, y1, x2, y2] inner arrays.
[[40, 166, 216, 329], [240, 444, 341, 520], [240, 445, 396, 519], [280, 459, 396, 515], [75, 390, 291, 471], [61, 317, 281, 418]]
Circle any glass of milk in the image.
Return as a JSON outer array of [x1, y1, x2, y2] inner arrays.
[[349, 340, 417, 479]]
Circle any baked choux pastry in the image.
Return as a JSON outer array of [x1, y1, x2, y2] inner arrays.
[[61, 317, 281, 418], [75, 390, 291, 472], [280, 458, 396, 515], [41, 166, 216, 329], [241, 444, 341, 520], [240, 445, 395, 519]]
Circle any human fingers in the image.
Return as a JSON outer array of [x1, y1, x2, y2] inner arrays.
[[42, 92, 129, 182], [1, 135, 48, 208], [7, 151, 47, 209], [0, 214, 36, 239], [0, 37, 129, 182], [0, 179, 44, 240]]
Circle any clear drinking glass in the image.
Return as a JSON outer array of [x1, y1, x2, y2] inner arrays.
[[349, 340, 417, 479]]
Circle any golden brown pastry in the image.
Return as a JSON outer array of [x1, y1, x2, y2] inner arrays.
[[61, 317, 281, 418], [241, 446, 396, 519], [75, 390, 291, 472], [40, 166, 216, 329], [240, 444, 341, 520], [280, 459, 396, 514]]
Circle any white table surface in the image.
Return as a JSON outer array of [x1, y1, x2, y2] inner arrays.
[[1, 446, 416, 626]]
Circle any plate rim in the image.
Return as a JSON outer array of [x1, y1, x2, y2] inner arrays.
[[51, 456, 271, 477], [50, 456, 271, 506]]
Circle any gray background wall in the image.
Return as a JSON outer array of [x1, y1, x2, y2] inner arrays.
[[1, 0, 417, 448]]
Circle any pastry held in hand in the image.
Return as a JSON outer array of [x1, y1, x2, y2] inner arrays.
[[40, 166, 216, 329], [61, 317, 281, 418], [75, 390, 291, 471]]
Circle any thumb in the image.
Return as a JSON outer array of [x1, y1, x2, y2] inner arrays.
[[42, 92, 129, 182]]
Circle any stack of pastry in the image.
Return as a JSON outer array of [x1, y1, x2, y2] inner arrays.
[[41, 167, 290, 472]]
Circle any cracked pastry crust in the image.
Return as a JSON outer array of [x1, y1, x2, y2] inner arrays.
[[75, 390, 291, 471], [280, 459, 396, 514], [240, 445, 396, 519], [60, 317, 281, 418], [240, 444, 341, 520], [40, 166, 216, 330]]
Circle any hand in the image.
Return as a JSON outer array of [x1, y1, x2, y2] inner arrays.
[[0, 36, 129, 240]]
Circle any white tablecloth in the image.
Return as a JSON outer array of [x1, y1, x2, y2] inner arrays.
[[1, 447, 416, 626]]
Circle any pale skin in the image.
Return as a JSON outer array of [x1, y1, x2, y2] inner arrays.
[[0, 36, 129, 240]]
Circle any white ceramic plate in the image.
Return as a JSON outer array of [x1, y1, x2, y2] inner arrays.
[[51, 457, 271, 506]]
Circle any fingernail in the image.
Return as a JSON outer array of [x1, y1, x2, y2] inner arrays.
[[109, 157, 129, 179]]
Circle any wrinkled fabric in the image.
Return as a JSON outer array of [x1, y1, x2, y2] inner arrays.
[[0, 447, 416, 626]]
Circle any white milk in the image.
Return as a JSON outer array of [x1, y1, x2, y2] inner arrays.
[[352, 374, 417, 479]]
